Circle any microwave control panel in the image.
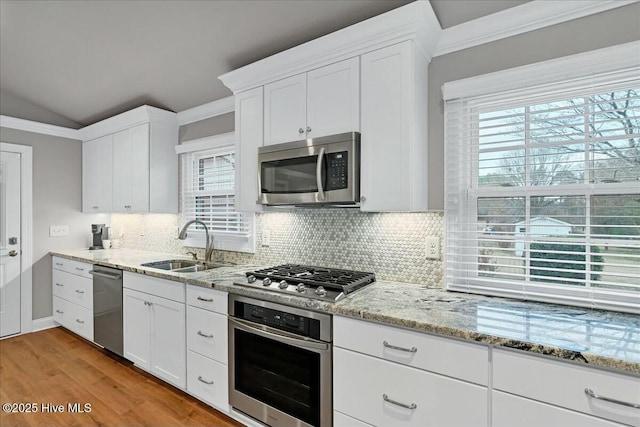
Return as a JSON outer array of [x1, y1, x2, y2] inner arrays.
[[326, 151, 348, 191]]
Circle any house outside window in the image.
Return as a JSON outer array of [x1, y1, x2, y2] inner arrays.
[[443, 42, 640, 313], [179, 133, 254, 253]]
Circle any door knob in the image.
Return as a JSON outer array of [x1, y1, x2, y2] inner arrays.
[[9, 250, 18, 257]]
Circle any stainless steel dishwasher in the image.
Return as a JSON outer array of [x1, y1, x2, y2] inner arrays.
[[90, 265, 123, 356]]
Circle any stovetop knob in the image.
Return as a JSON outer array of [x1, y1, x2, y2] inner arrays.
[[247, 275, 256, 283], [315, 286, 327, 297], [296, 283, 307, 293], [278, 280, 289, 289], [262, 277, 272, 286]]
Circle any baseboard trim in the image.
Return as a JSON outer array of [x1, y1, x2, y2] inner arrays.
[[32, 316, 58, 332]]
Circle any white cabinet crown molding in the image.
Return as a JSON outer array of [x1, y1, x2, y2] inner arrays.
[[434, 0, 638, 57], [175, 132, 235, 154], [177, 96, 235, 126], [218, 0, 441, 94], [80, 105, 177, 142]]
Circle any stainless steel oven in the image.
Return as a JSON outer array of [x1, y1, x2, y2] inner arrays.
[[258, 131, 360, 206], [228, 295, 332, 427]]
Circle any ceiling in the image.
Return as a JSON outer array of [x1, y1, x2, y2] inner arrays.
[[0, 0, 528, 128]]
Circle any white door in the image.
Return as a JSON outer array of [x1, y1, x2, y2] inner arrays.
[[235, 87, 264, 212], [112, 128, 133, 212], [123, 288, 152, 369], [264, 73, 307, 145], [306, 57, 360, 138], [128, 123, 150, 212], [150, 294, 186, 388], [82, 134, 113, 213], [0, 150, 21, 337]]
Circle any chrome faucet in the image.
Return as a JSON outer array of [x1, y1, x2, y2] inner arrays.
[[178, 220, 213, 263]]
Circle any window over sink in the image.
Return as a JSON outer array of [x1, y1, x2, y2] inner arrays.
[[443, 42, 640, 313], [179, 133, 255, 253]]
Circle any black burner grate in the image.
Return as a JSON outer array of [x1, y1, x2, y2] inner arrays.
[[247, 264, 375, 294]]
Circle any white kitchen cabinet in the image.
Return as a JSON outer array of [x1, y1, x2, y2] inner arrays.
[[235, 87, 264, 212], [51, 257, 94, 341], [123, 276, 186, 389], [334, 411, 374, 427], [81, 105, 179, 213], [82, 134, 113, 213], [263, 57, 360, 146], [493, 391, 627, 427], [360, 40, 428, 211], [493, 349, 640, 427], [113, 123, 150, 213]]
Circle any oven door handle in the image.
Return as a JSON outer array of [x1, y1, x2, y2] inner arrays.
[[229, 317, 329, 351], [316, 147, 326, 201]]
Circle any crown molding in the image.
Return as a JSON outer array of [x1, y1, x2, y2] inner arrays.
[[177, 96, 235, 126], [79, 105, 176, 141], [0, 115, 80, 140], [175, 132, 235, 154], [434, 0, 638, 57], [218, 0, 441, 94]]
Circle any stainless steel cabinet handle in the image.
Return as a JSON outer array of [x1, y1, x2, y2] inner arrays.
[[298, 128, 304, 134], [56, 310, 64, 314], [144, 301, 153, 306], [306, 126, 312, 133], [75, 319, 85, 324], [75, 290, 85, 294], [75, 267, 84, 271], [197, 376, 214, 385], [383, 394, 417, 410], [92, 206, 98, 209], [8, 250, 18, 257], [383, 340, 417, 353], [55, 283, 64, 287], [584, 388, 640, 409], [197, 331, 214, 338], [55, 262, 63, 266], [196, 296, 213, 302]]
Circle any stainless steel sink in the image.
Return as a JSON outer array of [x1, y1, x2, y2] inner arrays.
[[140, 259, 231, 273]]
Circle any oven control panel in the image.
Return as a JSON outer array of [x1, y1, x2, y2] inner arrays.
[[234, 301, 321, 340]]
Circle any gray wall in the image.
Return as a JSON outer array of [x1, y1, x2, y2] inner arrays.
[[0, 127, 108, 319], [179, 112, 234, 142], [0, 90, 81, 129], [427, 3, 640, 209]]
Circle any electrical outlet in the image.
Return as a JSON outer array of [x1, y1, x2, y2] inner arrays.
[[49, 225, 69, 237], [426, 236, 440, 259], [262, 229, 271, 247]]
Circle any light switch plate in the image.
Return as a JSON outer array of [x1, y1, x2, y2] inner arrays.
[[50, 225, 69, 237], [426, 236, 440, 259], [262, 229, 271, 247]]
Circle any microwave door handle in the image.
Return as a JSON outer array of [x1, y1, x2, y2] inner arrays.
[[316, 147, 326, 201]]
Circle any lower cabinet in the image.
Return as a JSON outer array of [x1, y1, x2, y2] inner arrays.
[[52, 296, 94, 341], [123, 286, 186, 389], [51, 257, 94, 341]]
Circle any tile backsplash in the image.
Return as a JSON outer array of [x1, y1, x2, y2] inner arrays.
[[111, 209, 444, 286]]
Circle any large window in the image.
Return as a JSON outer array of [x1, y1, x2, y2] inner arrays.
[[181, 135, 254, 253], [444, 43, 639, 313]]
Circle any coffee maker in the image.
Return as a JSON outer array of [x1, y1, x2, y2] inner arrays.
[[89, 224, 107, 250]]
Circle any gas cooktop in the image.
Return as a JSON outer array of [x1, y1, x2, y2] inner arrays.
[[233, 264, 376, 302]]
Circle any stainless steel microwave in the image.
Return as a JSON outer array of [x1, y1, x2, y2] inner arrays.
[[258, 132, 360, 206]]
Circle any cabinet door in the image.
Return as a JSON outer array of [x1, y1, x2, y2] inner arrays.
[[360, 41, 412, 211], [307, 57, 360, 138], [82, 135, 113, 212], [113, 124, 149, 212], [123, 288, 152, 370], [150, 294, 186, 389], [235, 87, 264, 212], [264, 73, 306, 145]]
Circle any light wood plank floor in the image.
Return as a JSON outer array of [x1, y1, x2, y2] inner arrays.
[[0, 327, 242, 427]]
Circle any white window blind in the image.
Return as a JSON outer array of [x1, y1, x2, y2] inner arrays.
[[444, 59, 640, 314], [182, 142, 254, 253]]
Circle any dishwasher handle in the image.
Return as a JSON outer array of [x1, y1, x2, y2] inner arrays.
[[89, 270, 122, 280]]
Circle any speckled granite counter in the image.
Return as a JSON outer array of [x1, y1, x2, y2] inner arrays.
[[51, 248, 640, 376]]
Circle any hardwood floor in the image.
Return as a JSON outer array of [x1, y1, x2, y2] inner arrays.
[[0, 327, 242, 427]]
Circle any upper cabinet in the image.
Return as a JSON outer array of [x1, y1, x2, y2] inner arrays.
[[81, 106, 178, 213], [219, 1, 442, 212], [264, 58, 360, 146]]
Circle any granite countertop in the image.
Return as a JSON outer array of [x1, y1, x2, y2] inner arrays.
[[51, 248, 640, 375]]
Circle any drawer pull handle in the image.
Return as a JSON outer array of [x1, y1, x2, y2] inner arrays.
[[196, 296, 213, 302], [55, 263, 63, 266], [383, 394, 417, 410], [197, 331, 214, 338], [197, 376, 214, 385], [144, 301, 153, 306], [75, 267, 84, 271], [75, 290, 85, 294], [584, 388, 640, 409], [56, 310, 64, 314], [55, 283, 64, 287], [383, 341, 417, 353], [75, 319, 85, 324]]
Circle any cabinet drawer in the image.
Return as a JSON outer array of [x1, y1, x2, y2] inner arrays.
[[334, 347, 487, 427], [334, 411, 374, 427], [186, 286, 227, 314], [493, 391, 625, 427], [123, 271, 185, 303], [53, 296, 71, 327], [52, 256, 93, 279], [187, 350, 229, 412], [334, 316, 488, 385], [52, 270, 93, 310], [493, 350, 640, 427], [53, 297, 93, 342], [186, 306, 227, 364]]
